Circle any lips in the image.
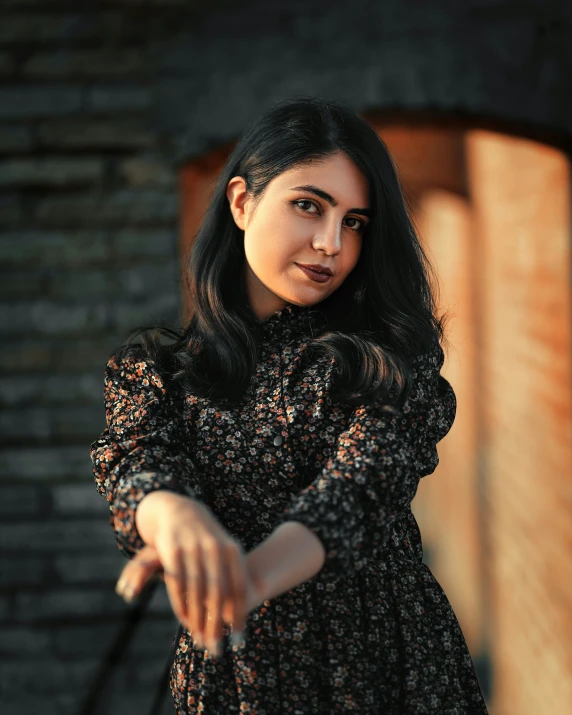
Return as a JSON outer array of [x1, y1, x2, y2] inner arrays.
[[296, 263, 332, 284], [297, 263, 333, 276]]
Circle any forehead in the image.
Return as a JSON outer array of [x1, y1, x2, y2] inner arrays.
[[271, 155, 370, 204]]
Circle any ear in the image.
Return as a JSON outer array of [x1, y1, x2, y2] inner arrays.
[[226, 175, 250, 231]]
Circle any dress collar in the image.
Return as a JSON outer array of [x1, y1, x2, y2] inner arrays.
[[256, 302, 327, 343]]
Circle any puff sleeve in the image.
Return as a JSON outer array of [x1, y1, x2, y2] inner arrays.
[[90, 349, 205, 560], [273, 340, 457, 582]]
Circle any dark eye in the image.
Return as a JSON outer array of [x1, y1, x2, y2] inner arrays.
[[292, 199, 366, 233], [345, 217, 366, 232], [293, 199, 318, 213]]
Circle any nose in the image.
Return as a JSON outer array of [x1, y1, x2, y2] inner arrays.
[[312, 220, 342, 256]]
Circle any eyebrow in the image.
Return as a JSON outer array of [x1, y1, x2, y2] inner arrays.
[[289, 185, 372, 218]]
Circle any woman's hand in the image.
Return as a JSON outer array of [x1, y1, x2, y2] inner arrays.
[[115, 492, 267, 657]]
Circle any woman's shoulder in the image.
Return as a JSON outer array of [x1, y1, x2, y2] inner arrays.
[[104, 343, 179, 402], [409, 338, 445, 376]]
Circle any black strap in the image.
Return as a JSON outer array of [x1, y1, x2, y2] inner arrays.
[[147, 621, 185, 715], [77, 578, 178, 715]]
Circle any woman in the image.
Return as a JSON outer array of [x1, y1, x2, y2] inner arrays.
[[90, 97, 489, 713]]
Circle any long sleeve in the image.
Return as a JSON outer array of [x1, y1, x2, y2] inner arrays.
[[272, 340, 457, 583], [90, 348, 205, 560]]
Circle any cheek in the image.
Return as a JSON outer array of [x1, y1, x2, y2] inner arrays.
[[244, 229, 292, 279], [245, 218, 302, 266], [341, 240, 362, 275]]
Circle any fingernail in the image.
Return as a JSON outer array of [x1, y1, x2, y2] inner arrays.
[[115, 579, 126, 596], [122, 584, 137, 602], [230, 631, 245, 648]]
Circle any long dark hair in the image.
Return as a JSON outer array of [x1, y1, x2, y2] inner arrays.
[[119, 96, 450, 413]]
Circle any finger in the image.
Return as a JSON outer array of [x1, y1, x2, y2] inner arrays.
[[162, 547, 188, 632], [184, 541, 205, 648], [115, 546, 161, 602], [202, 538, 224, 656], [226, 541, 247, 635], [250, 567, 267, 602]]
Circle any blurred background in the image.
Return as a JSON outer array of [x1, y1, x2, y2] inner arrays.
[[0, 1, 571, 713]]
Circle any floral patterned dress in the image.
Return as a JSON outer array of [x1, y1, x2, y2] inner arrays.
[[90, 302, 489, 714]]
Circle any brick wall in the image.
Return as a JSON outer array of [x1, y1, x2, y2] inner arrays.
[[415, 188, 484, 653], [466, 132, 572, 715], [0, 3, 186, 713]]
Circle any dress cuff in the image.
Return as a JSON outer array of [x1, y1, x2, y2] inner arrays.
[[272, 475, 362, 585]]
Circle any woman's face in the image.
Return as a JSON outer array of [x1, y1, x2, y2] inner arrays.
[[227, 151, 371, 321]]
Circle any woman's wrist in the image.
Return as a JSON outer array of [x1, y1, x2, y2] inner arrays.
[[245, 521, 326, 602], [135, 489, 195, 548]]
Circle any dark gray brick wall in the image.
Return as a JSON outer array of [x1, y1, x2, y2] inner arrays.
[[0, 2, 184, 712], [0, 0, 570, 712]]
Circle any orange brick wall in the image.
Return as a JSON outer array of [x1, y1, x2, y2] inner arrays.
[[466, 131, 572, 715], [414, 189, 484, 654], [179, 142, 235, 320]]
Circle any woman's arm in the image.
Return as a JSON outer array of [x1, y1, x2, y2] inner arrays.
[[135, 489, 195, 548], [265, 341, 457, 585], [90, 349, 205, 559], [246, 521, 326, 601]]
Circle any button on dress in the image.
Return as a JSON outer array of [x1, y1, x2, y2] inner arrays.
[[90, 302, 489, 714]]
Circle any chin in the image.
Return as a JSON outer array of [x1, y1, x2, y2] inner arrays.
[[292, 295, 328, 308], [275, 282, 334, 308]]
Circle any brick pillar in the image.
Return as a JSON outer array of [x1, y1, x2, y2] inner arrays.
[[415, 188, 485, 656], [467, 130, 572, 715]]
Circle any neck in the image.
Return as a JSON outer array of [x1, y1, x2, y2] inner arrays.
[[244, 265, 290, 321]]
